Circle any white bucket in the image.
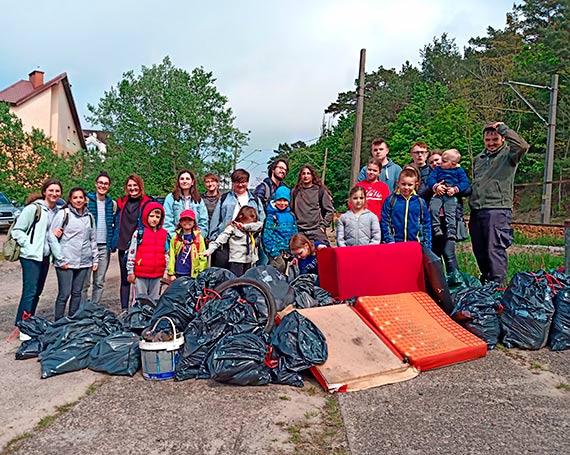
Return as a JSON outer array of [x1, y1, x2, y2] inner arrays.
[[139, 316, 185, 380]]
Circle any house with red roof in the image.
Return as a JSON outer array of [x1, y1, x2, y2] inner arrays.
[[0, 70, 86, 154]]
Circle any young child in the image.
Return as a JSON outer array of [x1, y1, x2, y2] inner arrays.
[[289, 233, 327, 284], [381, 166, 432, 248], [126, 201, 169, 301], [337, 186, 381, 247], [356, 157, 390, 221], [167, 209, 207, 279], [201, 206, 262, 276], [427, 149, 471, 240], [262, 186, 298, 273]]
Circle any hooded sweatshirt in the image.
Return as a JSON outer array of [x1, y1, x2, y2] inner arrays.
[[126, 201, 169, 278], [50, 206, 98, 268], [262, 186, 298, 258]]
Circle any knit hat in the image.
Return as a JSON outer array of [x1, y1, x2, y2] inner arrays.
[[179, 209, 196, 221], [274, 186, 290, 202]]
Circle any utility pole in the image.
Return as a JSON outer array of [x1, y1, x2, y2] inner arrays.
[[233, 145, 238, 172], [500, 75, 559, 223], [351, 49, 366, 188], [322, 147, 328, 184], [543, 74, 558, 224]]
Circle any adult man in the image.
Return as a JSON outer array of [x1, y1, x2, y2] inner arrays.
[[409, 142, 431, 200], [209, 169, 265, 268], [469, 122, 529, 285], [82, 171, 117, 304], [357, 138, 402, 191], [254, 158, 289, 207]]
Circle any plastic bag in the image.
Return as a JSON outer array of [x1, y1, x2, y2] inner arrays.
[[207, 333, 272, 386], [17, 316, 52, 339], [451, 282, 501, 349], [269, 311, 327, 387], [550, 287, 570, 351], [121, 295, 156, 334], [175, 297, 262, 381], [447, 270, 482, 300], [151, 277, 197, 332], [500, 270, 569, 350], [89, 331, 141, 376], [243, 266, 296, 311], [15, 339, 42, 360]]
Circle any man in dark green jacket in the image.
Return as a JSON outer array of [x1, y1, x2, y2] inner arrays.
[[469, 122, 530, 285]]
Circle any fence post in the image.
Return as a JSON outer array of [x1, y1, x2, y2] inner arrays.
[[565, 220, 570, 275]]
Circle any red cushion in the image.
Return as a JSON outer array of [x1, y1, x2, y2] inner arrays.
[[317, 242, 425, 299]]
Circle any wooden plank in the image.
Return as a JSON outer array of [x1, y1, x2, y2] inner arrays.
[[298, 305, 418, 392]]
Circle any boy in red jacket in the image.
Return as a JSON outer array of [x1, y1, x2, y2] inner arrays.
[[126, 201, 169, 301]]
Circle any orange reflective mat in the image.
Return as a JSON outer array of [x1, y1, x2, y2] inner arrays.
[[355, 292, 487, 371]]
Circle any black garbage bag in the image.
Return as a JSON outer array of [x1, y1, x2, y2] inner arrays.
[[175, 297, 262, 381], [17, 316, 52, 339], [269, 311, 327, 387], [451, 282, 501, 349], [207, 332, 272, 386], [550, 287, 570, 351], [243, 266, 296, 311], [289, 275, 318, 309], [88, 331, 141, 376], [447, 270, 482, 300], [39, 301, 123, 378], [15, 339, 42, 360], [269, 356, 304, 387], [122, 295, 156, 334], [195, 267, 236, 292], [314, 286, 335, 307], [151, 277, 197, 333], [500, 270, 569, 350]]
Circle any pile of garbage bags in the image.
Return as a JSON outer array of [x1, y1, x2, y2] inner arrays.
[[448, 269, 570, 351], [16, 266, 332, 386]]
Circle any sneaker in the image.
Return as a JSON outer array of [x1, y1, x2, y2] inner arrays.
[[19, 332, 31, 341]]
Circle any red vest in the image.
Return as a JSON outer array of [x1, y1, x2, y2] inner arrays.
[[134, 228, 168, 278]]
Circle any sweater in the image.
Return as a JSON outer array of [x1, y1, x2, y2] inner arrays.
[[427, 166, 470, 193], [114, 194, 151, 251], [336, 210, 381, 247], [469, 124, 530, 210], [290, 185, 334, 232], [262, 202, 298, 258]]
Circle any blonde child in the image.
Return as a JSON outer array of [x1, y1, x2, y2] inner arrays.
[[201, 206, 262, 276], [337, 186, 381, 247], [289, 233, 327, 284], [167, 209, 207, 279], [126, 202, 169, 301]]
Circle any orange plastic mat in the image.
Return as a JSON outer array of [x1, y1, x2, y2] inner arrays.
[[355, 292, 487, 371]]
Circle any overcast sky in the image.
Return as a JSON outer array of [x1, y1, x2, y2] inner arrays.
[[1, 0, 516, 183]]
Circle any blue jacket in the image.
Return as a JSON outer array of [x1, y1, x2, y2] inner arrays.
[[380, 192, 431, 248], [262, 202, 298, 258], [162, 193, 209, 237], [86, 192, 117, 251], [358, 158, 402, 192], [208, 191, 265, 241], [427, 167, 470, 193]]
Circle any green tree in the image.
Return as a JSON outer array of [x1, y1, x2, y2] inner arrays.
[[87, 57, 248, 197]]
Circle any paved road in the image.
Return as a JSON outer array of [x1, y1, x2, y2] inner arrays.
[[1, 233, 569, 454]]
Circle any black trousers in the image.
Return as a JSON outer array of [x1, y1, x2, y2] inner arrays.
[[469, 209, 513, 285]]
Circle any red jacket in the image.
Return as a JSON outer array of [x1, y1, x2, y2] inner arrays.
[[133, 201, 168, 278]]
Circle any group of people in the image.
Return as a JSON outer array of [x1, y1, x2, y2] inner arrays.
[[10, 120, 529, 340]]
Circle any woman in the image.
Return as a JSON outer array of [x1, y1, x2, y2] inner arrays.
[[163, 169, 209, 237], [113, 174, 151, 311], [12, 179, 62, 340], [290, 164, 335, 244], [50, 188, 98, 320]]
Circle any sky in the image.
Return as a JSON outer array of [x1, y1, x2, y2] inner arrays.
[[0, 0, 517, 184]]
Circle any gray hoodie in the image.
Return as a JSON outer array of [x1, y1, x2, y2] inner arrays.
[[50, 206, 98, 268]]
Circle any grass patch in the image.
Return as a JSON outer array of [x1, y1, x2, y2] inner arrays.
[[456, 250, 564, 283], [1, 433, 32, 455], [556, 383, 570, 392], [513, 230, 564, 247], [304, 386, 318, 396], [279, 395, 291, 401]]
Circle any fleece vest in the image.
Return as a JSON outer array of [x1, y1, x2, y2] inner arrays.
[[134, 228, 168, 278]]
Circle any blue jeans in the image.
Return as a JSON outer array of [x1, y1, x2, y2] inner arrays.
[[15, 256, 51, 324], [82, 244, 110, 304], [55, 267, 90, 320]]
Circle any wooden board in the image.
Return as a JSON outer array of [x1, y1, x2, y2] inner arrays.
[[298, 305, 418, 392]]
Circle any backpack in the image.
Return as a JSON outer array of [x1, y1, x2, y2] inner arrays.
[[61, 207, 95, 231], [3, 203, 42, 262]]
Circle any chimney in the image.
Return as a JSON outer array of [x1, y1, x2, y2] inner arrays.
[[29, 70, 45, 89]]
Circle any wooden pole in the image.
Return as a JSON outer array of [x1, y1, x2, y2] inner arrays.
[[322, 147, 328, 184], [350, 49, 366, 188], [565, 220, 570, 275], [541, 74, 558, 224]]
